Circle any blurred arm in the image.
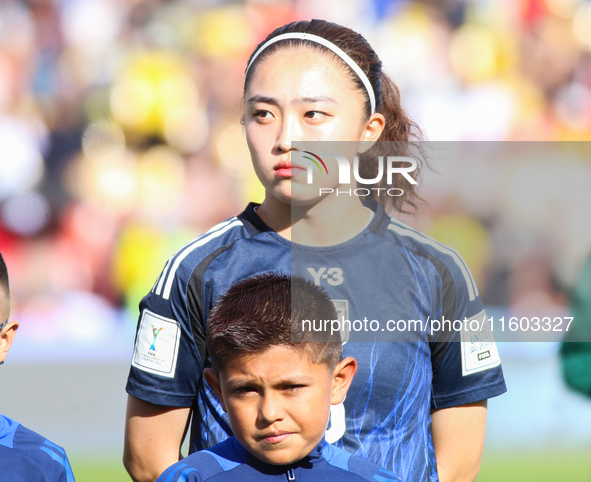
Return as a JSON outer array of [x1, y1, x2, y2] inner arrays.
[[123, 395, 191, 482], [431, 400, 487, 482]]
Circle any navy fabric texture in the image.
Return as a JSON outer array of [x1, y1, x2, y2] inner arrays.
[[156, 437, 402, 482], [127, 201, 507, 482], [0, 414, 75, 482]]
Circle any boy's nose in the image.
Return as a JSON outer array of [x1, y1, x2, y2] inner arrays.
[[258, 392, 285, 424]]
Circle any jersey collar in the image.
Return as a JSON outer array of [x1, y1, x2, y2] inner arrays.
[[239, 201, 390, 238]]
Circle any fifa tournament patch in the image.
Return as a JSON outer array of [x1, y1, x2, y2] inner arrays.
[[132, 309, 181, 378], [460, 310, 501, 376]]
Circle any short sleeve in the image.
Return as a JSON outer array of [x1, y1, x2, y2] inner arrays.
[[429, 252, 507, 409], [126, 261, 203, 407]]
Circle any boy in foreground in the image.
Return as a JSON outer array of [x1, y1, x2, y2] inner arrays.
[[0, 253, 76, 481], [158, 273, 402, 482]]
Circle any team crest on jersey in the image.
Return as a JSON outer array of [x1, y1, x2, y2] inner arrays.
[[132, 310, 181, 378], [460, 309, 501, 376]]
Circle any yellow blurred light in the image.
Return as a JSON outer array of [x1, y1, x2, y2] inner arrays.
[[193, 6, 255, 58], [110, 77, 154, 126], [376, 6, 440, 87], [154, 76, 199, 114], [546, 0, 582, 18], [136, 145, 185, 216], [110, 52, 199, 137], [163, 106, 209, 154], [573, 3, 591, 49], [244, 174, 265, 205], [215, 124, 252, 177], [112, 221, 166, 310], [74, 152, 138, 214], [95, 159, 137, 206], [387, 5, 435, 40], [504, 74, 545, 120], [113, 222, 197, 314], [215, 123, 263, 205], [449, 25, 498, 83]]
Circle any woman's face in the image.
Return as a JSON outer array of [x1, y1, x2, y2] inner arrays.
[[244, 46, 382, 206]]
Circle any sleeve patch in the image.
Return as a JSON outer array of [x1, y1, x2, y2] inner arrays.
[[132, 310, 181, 378], [461, 310, 501, 376]]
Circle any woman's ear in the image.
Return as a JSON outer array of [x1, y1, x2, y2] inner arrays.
[[0, 321, 18, 364], [331, 356, 358, 405], [204, 368, 227, 412], [359, 113, 385, 146]]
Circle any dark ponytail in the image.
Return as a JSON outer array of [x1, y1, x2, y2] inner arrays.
[[245, 19, 427, 214], [359, 72, 427, 214]]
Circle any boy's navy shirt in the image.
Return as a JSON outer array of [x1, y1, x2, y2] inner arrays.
[[0, 414, 75, 482], [157, 437, 402, 482], [127, 201, 507, 482]]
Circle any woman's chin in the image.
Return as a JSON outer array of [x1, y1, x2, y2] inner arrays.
[[263, 183, 318, 207]]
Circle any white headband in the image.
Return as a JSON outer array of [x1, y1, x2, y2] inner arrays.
[[246, 32, 377, 114]]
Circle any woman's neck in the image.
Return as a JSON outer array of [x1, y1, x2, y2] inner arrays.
[[256, 193, 372, 246]]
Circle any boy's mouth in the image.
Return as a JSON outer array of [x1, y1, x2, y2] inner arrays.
[[257, 431, 294, 444]]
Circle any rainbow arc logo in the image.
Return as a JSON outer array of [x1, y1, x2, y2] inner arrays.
[[303, 151, 328, 175]]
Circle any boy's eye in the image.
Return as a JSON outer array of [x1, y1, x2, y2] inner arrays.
[[234, 386, 257, 395], [283, 384, 305, 392]]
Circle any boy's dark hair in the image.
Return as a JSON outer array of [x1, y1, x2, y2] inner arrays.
[[206, 273, 342, 372], [0, 253, 9, 299]]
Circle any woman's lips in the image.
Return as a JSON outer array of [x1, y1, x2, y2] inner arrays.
[[274, 162, 305, 178]]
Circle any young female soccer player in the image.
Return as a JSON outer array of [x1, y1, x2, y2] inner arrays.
[[124, 19, 506, 482]]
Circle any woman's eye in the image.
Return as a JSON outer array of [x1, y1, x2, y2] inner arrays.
[[253, 110, 273, 119], [304, 111, 326, 119]]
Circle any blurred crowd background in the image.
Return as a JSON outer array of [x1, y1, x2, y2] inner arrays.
[[1, 0, 591, 478]]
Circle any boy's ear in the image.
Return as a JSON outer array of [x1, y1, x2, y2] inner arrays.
[[204, 368, 227, 412], [330, 356, 357, 405], [0, 321, 18, 364]]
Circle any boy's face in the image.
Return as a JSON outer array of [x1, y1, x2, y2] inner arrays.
[[0, 287, 8, 322], [0, 287, 18, 365], [205, 345, 356, 466]]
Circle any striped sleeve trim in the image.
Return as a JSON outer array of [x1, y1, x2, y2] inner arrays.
[[151, 218, 243, 300], [387, 220, 479, 301], [39, 441, 75, 482]]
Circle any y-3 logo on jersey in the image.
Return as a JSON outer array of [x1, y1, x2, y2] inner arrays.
[[307, 267, 344, 286]]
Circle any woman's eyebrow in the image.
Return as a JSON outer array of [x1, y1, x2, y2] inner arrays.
[[247, 95, 278, 105], [246, 95, 337, 105], [292, 96, 337, 104]]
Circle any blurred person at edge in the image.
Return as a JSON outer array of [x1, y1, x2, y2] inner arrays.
[[123, 19, 506, 482], [0, 253, 76, 481], [561, 254, 591, 405]]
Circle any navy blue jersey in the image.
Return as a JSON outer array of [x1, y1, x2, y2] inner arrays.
[[0, 414, 75, 482], [157, 437, 401, 482], [127, 201, 506, 482]]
